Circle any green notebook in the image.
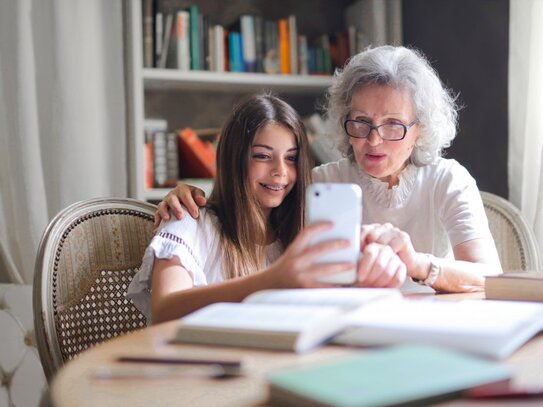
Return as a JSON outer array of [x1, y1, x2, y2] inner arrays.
[[267, 345, 511, 407]]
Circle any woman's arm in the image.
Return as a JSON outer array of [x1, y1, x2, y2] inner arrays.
[[430, 237, 502, 292], [154, 183, 207, 226], [361, 224, 502, 293]]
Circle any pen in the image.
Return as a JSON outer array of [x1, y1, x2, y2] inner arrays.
[[117, 356, 242, 367], [116, 355, 245, 377]]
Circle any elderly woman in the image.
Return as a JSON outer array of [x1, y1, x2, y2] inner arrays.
[[157, 46, 502, 293]]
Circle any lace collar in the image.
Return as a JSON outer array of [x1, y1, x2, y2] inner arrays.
[[357, 163, 419, 209]]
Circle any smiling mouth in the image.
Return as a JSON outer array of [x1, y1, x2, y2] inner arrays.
[[260, 183, 287, 191]]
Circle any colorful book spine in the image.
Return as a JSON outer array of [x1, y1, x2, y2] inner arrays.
[[278, 18, 290, 74], [240, 15, 256, 72], [287, 15, 298, 74], [188, 5, 200, 70], [254, 16, 264, 72], [211, 25, 223, 71], [165, 132, 179, 185], [142, 0, 154, 68], [154, 11, 163, 67], [152, 131, 168, 187], [158, 13, 173, 68], [176, 11, 190, 71], [228, 32, 244, 72], [143, 137, 153, 189], [263, 20, 279, 74], [298, 35, 308, 75]]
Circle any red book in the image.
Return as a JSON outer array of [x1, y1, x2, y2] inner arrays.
[[178, 128, 217, 178], [143, 143, 153, 189]]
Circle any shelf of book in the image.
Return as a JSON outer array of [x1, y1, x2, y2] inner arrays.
[[126, 0, 402, 202], [143, 69, 333, 93]]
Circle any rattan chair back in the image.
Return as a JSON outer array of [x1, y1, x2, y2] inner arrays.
[[481, 191, 542, 272], [33, 197, 156, 382]]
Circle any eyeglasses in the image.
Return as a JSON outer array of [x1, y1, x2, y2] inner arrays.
[[343, 119, 418, 141]]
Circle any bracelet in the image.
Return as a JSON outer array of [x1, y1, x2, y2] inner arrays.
[[420, 254, 441, 287]]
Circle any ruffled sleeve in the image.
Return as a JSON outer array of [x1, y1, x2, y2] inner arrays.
[[126, 208, 216, 323]]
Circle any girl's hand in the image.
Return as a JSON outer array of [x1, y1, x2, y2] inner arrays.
[[155, 183, 207, 226], [265, 222, 355, 288], [361, 223, 428, 281]]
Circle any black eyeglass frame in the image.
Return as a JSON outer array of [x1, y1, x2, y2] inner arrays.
[[343, 119, 419, 141]]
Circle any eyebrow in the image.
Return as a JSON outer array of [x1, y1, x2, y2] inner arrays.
[[251, 144, 299, 152]]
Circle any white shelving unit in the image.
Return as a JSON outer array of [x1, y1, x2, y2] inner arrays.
[[143, 69, 333, 93], [124, 0, 401, 202]]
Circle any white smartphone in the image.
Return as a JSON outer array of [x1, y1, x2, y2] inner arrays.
[[305, 183, 362, 285]]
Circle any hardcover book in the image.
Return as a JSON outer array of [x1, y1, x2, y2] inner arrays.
[[278, 18, 290, 74], [177, 128, 216, 178], [485, 272, 543, 302], [173, 288, 402, 353], [267, 345, 512, 407]]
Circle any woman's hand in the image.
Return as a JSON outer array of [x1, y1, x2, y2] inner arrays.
[[361, 223, 428, 281], [265, 222, 356, 288], [355, 242, 407, 288], [154, 183, 207, 226]]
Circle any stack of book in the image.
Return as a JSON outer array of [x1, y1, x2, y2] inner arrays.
[[485, 272, 543, 302], [144, 119, 178, 189], [144, 120, 218, 189]]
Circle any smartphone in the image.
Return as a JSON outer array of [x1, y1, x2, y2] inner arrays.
[[305, 183, 362, 285]]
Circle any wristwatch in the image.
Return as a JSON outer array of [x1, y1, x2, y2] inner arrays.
[[421, 254, 441, 287]]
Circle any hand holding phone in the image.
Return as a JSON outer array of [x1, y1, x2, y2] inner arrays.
[[305, 183, 362, 285]]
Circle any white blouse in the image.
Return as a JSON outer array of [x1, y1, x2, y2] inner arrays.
[[126, 207, 283, 323], [313, 157, 492, 259]]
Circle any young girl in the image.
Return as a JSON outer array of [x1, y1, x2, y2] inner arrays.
[[127, 94, 405, 324]]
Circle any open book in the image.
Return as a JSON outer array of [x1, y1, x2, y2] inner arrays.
[[173, 288, 401, 353], [173, 288, 543, 359], [334, 298, 543, 360]]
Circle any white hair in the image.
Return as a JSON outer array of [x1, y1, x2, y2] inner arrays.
[[325, 45, 459, 166]]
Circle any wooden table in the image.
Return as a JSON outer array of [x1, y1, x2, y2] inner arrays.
[[51, 293, 543, 406]]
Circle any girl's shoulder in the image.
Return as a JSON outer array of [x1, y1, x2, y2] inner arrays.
[[157, 206, 219, 238]]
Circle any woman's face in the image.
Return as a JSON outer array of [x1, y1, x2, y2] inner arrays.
[[249, 123, 298, 218], [348, 84, 419, 188]]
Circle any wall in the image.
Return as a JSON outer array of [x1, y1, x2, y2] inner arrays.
[[402, 0, 509, 197]]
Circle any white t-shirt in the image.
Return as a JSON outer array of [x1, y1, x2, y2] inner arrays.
[[312, 157, 492, 259], [126, 207, 283, 323]]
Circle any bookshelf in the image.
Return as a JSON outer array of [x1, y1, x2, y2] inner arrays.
[[124, 0, 402, 202]]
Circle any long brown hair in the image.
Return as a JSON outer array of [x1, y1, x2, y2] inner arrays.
[[207, 94, 313, 279]]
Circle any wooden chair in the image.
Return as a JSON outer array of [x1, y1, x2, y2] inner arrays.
[[481, 191, 542, 272], [33, 198, 156, 382]]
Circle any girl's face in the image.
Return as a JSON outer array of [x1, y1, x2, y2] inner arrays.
[[249, 123, 298, 218], [348, 84, 420, 188]]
